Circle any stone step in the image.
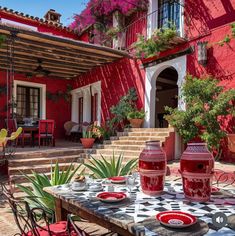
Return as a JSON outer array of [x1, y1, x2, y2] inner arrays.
[[86, 154, 139, 161], [124, 128, 174, 132], [96, 144, 146, 151], [117, 132, 170, 137], [94, 149, 141, 157], [9, 162, 78, 175], [118, 136, 166, 141], [8, 154, 82, 167], [104, 139, 164, 145], [10, 172, 52, 184], [14, 148, 84, 159]]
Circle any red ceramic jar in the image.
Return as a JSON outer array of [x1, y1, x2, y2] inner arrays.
[[180, 143, 214, 202], [139, 141, 167, 195]]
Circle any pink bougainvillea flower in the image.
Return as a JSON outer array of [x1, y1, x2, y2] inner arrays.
[[69, 0, 149, 31]]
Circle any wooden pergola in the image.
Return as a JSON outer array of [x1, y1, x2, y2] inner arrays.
[[0, 23, 128, 79]]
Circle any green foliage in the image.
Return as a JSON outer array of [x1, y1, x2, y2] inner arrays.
[[17, 162, 81, 216], [106, 26, 121, 39], [46, 84, 72, 102], [165, 74, 235, 151], [82, 131, 96, 138], [127, 109, 145, 119], [231, 23, 235, 37], [0, 35, 6, 47], [134, 26, 177, 59], [83, 152, 137, 179], [110, 87, 138, 123]]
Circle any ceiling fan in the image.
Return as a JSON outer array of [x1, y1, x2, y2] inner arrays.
[[33, 59, 50, 77]]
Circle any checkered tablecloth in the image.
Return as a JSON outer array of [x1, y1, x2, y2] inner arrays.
[[48, 178, 235, 236]]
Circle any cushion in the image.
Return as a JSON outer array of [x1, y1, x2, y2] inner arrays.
[[25, 221, 78, 236], [70, 125, 80, 133]]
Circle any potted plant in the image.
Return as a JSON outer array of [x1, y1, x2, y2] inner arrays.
[[127, 109, 145, 128], [164, 74, 235, 157], [80, 131, 96, 149]]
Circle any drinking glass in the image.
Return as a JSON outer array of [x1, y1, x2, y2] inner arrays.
[[126, 175, 135, 193]]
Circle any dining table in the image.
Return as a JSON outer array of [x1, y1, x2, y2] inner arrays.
[[18, 124, 39, 146], [43, 176, 235, 236]]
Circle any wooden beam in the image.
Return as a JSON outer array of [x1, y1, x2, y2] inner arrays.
[[1, 45, 100, 67], [0, 64, 78, 78], [15, 38, 117, 61], [0, 48, 102, 68], [0, 25, 127, 58], [0, 55, 93, 70], [0, 58, 87, 73], [9, 43, 110, 65]]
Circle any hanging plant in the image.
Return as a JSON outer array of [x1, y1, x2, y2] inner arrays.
[[134, 26, 177, 59]]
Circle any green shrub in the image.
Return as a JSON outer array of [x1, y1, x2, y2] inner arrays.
[[83, 152, 137, 179], [127, 109, 145, 119], [17, 162, 82, 217], [165, 74, 235, 151]]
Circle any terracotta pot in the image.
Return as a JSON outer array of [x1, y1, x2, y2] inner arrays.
[[129, 118, 144, 128], [80, 138, 95, 149], [227, 134, 235, 153], [180, 143, 214, 202], [139, 141, 167, 195]]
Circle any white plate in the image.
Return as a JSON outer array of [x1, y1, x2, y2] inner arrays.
[[72, 185, 87, 191]]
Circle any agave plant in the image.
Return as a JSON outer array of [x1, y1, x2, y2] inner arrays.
[[83, 152, 138, 179], [17, 162, 82, 217]]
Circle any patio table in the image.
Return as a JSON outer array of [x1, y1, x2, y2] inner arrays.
[[18, 124, 38, 146], [44, 177, 235, 236]]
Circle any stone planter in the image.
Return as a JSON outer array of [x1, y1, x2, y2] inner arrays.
[[80, 138, 95, 149], [128, 118, 144, 128]]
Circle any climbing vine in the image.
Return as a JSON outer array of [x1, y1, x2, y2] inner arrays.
[[46, 84, 73, 102], [209, 23, 235, 47]]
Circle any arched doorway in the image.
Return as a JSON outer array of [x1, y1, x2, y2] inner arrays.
[[155, 67, 178, 128]]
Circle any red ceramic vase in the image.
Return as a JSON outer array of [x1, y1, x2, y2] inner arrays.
[[139, 141, 167, 195], [180, 143, 214, 202]]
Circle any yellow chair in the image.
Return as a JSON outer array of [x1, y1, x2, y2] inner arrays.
[[0, 128, 8, 152], [7, 127, 23, 141]]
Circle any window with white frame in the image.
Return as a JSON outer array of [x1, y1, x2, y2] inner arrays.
[[158, 0, 181, 31]]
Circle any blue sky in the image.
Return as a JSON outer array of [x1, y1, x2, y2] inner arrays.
[[0, 0, 89, 26]]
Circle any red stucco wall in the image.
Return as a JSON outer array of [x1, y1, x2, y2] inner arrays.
[[73, 57, 145, 124], [185, 0, 235, 161], [0, 70, 72, 139]]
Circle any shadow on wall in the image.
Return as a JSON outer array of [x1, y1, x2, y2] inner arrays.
[[185, 0, 235, 39], [73, 58, 145, 123]]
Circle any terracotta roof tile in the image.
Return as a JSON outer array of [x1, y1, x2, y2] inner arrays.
[[0, 6, 77, 35]]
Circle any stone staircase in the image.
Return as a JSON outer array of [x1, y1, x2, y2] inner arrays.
[[84, 128, 175, 162], [8, 148, 85, 185]]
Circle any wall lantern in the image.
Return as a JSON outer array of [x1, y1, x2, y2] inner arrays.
[[197, 41, 208, 66]]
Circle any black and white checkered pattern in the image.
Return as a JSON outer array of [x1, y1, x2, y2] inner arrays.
[[51, 179, 235, 236]]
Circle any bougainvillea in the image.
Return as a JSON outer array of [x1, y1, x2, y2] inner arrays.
[[70, 0, 149, 31]]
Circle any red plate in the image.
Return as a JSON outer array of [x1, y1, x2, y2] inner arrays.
[[96, 192, 127, 203], [156, 211, 197, 228], [211, 186, 220, 193], [108, 176, 126, 184]]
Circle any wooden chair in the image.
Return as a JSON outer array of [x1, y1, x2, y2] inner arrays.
[[1, 183, 89, 236], [36, 120, 55, 148], [5, 119, 32, 148]]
